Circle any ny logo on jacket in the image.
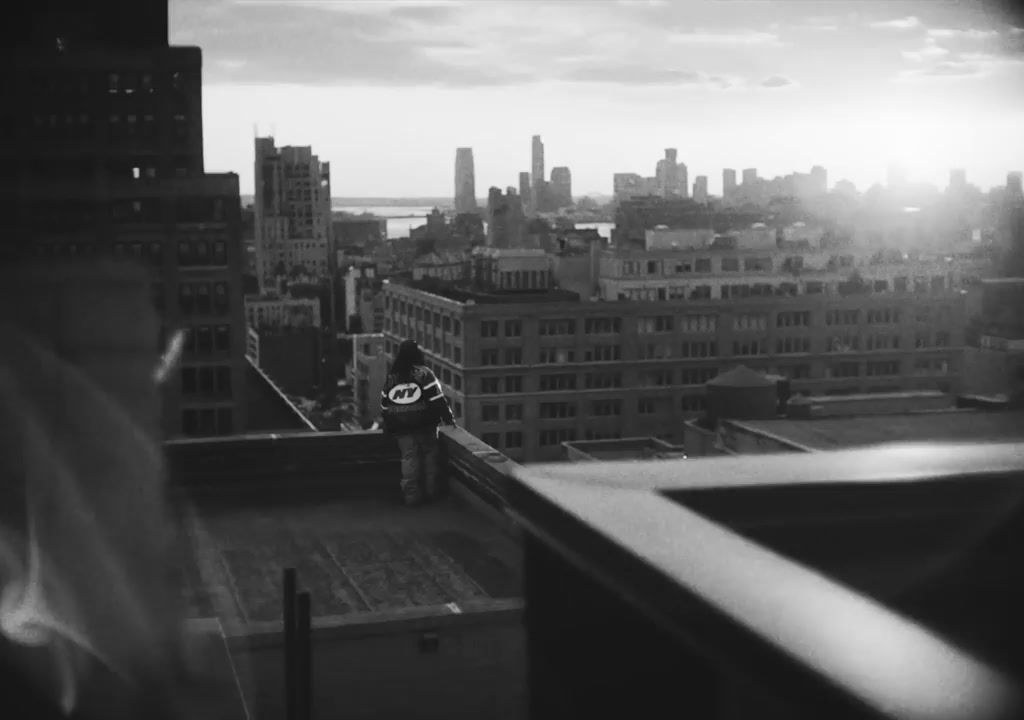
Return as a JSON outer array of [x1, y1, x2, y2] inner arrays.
[[380, 365, 454, 433]]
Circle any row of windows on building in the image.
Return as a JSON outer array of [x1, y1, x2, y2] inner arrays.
[[111, 197, 226, 224], [824, 358, 950, 379], [476, 367, 721, 394], [26, 70, 188, 97], [180, 365, 233, 397], [29, 112, 190, 140], [481, 395, 713, 423], [617, 276, 953, 302], [171, 283, 233, 316], [180, 407, 233, 437]]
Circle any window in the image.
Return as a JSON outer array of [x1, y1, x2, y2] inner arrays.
[[733, 313, 767, 332], [213, 283, 229, 314], [733, 340, 765, 357], [215, 325, 230, 352], [637, 316, 673, 333], [776, 311, 811, 328], [195, 283, 211, 314], [584, 345, 621, 362], [826, 309, 860, 326], [481, 377, 500, 394], [505, 320, 521, 337], [637, 398, 658, 414], [181, 367, 197, 394], [827, 362, 860, 379], [539, 374, 576, 391], [538, 347, 575, 364], [680, 395, 707, 413], [826, 335, 860, 352], [505, 376, 523, 393], [867, 308, 900, 324], [482, 433, 501, 448], [481, 348, 500, 366], [721, 257, 740, 272], [212, 241, 227, 265], [584, 317, 621, 334], [865, 334, 901, 351], [640, 370, 673, 387], [539, 402, 577, 419], [540, 319, 576, 336], [584, 372, 622, 389], [866, 360, 901, 377], [695, 258, 712, 272], [482, 404, 500, 422], [505, 431, 523, 448], [539, 428, 576, 446], [480, 320, 499, 338], [775, 337, 811, 354], [453, 375, 463, 390], [935, 331, 950, 347], [505, 404, 523, 421], [454, 401, 462, 419], [453, 320, 462, 336], [196, 326, 212, 355], [178, 284, 194, 314], [454, 347, 462, 364], [778, 364, 811, 380], [681, 367, 718, 385], [638, 343, 673, 360], [681, 341, 717, 358], [680, 315, 717, 333], [743, 257, 772, 272], [504, 348, 522, 365]]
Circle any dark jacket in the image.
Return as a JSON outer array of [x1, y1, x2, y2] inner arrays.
[[380, 364, 454, 434]]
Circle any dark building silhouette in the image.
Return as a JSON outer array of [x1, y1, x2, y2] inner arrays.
[[550, 166, 572, 209], [6, 0, 248, 438], [486, 187, 526, 249]]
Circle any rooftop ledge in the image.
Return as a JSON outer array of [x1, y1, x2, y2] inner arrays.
[[166, 430, 1024, 720]]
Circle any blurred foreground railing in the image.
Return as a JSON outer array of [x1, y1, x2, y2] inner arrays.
[[504, 442, 1024, 720]]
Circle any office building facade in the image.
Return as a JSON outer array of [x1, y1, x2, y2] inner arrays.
[[254, 138, 332, 291], [7, 0, 248, 438], [550, 166, 572, 209]]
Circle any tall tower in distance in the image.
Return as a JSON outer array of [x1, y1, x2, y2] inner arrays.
[[811, 165, 828, 195], [550, 167, 572, 209], [531, 135, 546, 211], [454, 147, 477, 214], [723, 169, 737, 201], [693, 176, 709, 203], [662, 149, 678, 198], [519, 171, 532, 211]]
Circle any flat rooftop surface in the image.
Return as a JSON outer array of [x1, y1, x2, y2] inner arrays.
[[180, 495, 521, 625], [736, 410, 1024, 452]]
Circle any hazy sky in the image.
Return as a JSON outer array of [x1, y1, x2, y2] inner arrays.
[[171, 0, 1024, 198]]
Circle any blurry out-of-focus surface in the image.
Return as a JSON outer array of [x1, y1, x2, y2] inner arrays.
[[0, 260, 244, 719]]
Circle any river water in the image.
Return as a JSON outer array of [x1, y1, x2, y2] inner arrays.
[[335, 204, 614, 241]]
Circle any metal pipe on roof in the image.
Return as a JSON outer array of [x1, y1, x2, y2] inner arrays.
[[296, 591, 313, 720], [283, 568, 297, 720]]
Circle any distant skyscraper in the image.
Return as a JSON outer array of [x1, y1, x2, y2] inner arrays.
[[454, 147, 477, 214], [1007, 171, 1023, 200], [810, 165, 828, 195], [677, 162, 689, 199], [531, 135, 546, 211], [693, 176, 708, 203], [662, 149, 678, 198], [723, 169, 737, 200], [742, 168, 758, 186], [550, 167, 572, 209], [949, 168, 967, 192], [519, 171, 531, 211]]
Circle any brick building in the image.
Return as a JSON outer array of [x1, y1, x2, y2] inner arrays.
[[382, 278, 965, 463]]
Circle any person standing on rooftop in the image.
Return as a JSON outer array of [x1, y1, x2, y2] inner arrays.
[[380, 340, 456, 506]]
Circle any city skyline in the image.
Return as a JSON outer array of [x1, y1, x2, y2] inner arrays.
[[175, 0, 1024, 197]]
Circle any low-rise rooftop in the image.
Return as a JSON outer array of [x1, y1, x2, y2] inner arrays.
[[732, 409, 1024, 452]]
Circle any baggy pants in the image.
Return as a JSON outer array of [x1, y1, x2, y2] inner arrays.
[[395, 427, 440, 502]]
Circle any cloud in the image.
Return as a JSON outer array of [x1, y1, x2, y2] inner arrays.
[[901, 39, 950, 62], [792, 22, 838, 32], [870, 16, 922, 30], [560, 65, 733, 88], [927, 27, 999, 40], [760, 75, 795, 88], [668, 30, 784, 47]]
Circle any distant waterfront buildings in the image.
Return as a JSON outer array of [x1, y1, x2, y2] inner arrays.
[[723, 169, 738, 202], [949, 169, 967, 193], [454, 147, 477, 214], [742, 168, 758, 187], [254, 137, 332, 292]]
